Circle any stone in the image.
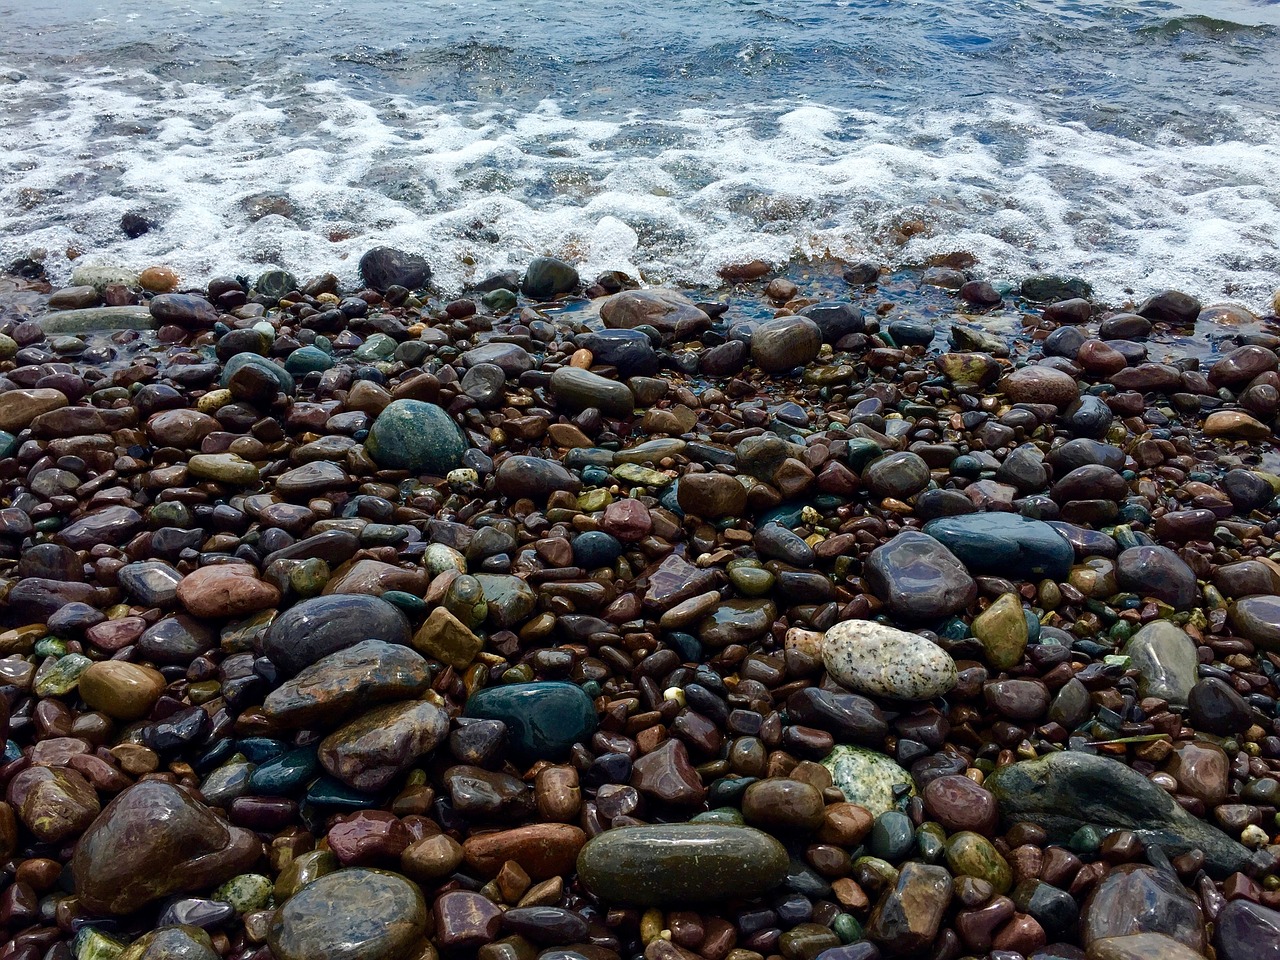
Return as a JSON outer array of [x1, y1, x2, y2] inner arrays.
[[575, 824, 788, 906], [866, 862, 953, 956], [1137, 289, 1200, 324], [318, 700, 450, 792], [1187, 677, 1251, 736], [946, 831, 1012, 892], [986, 751, 1266, 876], [1089, 933, 1208, 960], [78, 661, 167, 720], [187, 453, 260, 485], [56, 505, 144, 550], [359, 246, 431, 291], [972, 593, 1029, 670], [600, 289, 711, 340], [1230, 595, 1280, 650], [1081, 865, 1204, 951], [496, 455, 583, 501], [263, 640, 431, 729], [268, 868, 427, 960], [0, 388, 68, 431], [116, 561, 183, 606], [677, 472, 747, 519], [864, 452, 931, 500], [578, 329, 660, 377], [751, 315, 822, 373], [465, 682, 597, 762], [821, 745, 915, 815], [549, 366, 635, 417], [263, 594, 412, 676], [1116, 546, 1198, 609], [922, 513, 1074, 581], [176, 564, 280, 618], [366, 400, 468, 475], [462, 823, 587, 879], [922, 775, 999, 836], [413, 606, 484, 668], [522, 257, 579, 299], [1205, 410, 1271, 441], [1121, 621, 1198, 706], [1164, 741, 1229, 806], [798, 301, 865, 341], [117, 927, 219, 960], [434, 891, 503, 948], [1214, 899, 1280, 960], [742, 778, 826, 831], [821, 620, 957, 700], [1000, 366, 1080, 408], [72, 781, 260, 914], [864, 531, 976, 621], [630, 738, 706, 806], [8, 765, 99, 842], [150, 293, 219, 327]]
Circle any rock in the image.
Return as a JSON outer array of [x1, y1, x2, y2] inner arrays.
[[864, 452, 931, 500], [600, 289, 711, 340], [1121, 621, 1198, 706], [922, 513, 1074, 581], [751, 315, 822, 373], [433, 890, 502, 948], [464, 682, 596, 762], [72, 781, 261, 914], [865, 531, 976, 621], [50, 284, 103, 309], [922, 775, 999, 835], [549, 366, 635, 417], [1088, 933, 1208, 960], [742, 778, 826, 831], [1230, 595, 1280, 650], [1205, 410, 1272, 441], [268, 868, 426, 960], [1214, 899, 1280, 960], [1137, 289, 1200, 324], [677, 473, 747, 519], [496, 455, 583, 501], [359, 247, 430, 291], [866, 862, 953, 956], [522, 257, 579, 299], [1186, 677, 1252, 736], [462, 823, 586, 879], [318, 699, 449, 792], [0, 387, 67, 431], [176, 564, 280, 618], [1115, 546, 1198, 609], [575, 824, 788, 905], [1210, 345, 1278, 387], [118, 927, 219, 960], [1165, 741, 1229, 805], [630, 738, 706, 806], [1081, 865, 1204, 951], [798, 301, 865, 342], [188, 453, 260, 485], [412, 606, 484, 668], [147, 409, 221, 448], [821, 620, 957, 700], [986, 751, 1266, 876], [1000, 366, 1079, 408], [366, 400, 468, 474], [821, 745, 915, 815], [78, 661, 167, 720], [262, 594, 412, 676], [38, 305, 156, 333], [578, 329, 660, 376], [263, 640, 431, 729], [150, 293, 219, 328], [254, 269, 297, 301], [8, 765, 99, 842]]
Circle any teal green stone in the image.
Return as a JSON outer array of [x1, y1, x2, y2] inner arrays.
[[834, 914, 864, 944], [758, 502, 806, 527], [1068, 824, 1103, 856], [34, 636, 68, 658], [254, 270, 297, 301], [845, 438, 883, 472], [380, 590, 427, 615], [34, 517, 62, 533], [39, 306, 156, 334], [365, 399, 468, 475], [1024, 610, 1042, 643], [221, 353, 295, 395], [306, 775, 383, 809], [465, 681, 596, 762], [483, 288, 517, 312], [284, 346, 334, 375], [34, 653, 92, 696], [248, 748, 318, 795], [869, 811, 916, 863], [923, 513, 1074, 580], [0, 431, 15, 459], [354, 333, 398, 361], [690, 808, 746, 825], [149, 501, 193, 526]]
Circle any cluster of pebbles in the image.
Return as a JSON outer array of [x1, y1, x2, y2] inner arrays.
[[1, 246, 1280, 960]]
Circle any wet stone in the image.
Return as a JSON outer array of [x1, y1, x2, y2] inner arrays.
[[262, 594, 412, 675], [922, 513, 1074, 581], [318, 699, 449, 792], [865, 531, 976, 621], [365, 399, 468, 474], [821, 620, 958, 700], [465, 681, 597, 762], [866, 862, 953, 956], [1116, 546, 1199, 609], [822, 745, 915, 815], [1081, 865, 1205, 952], [269, 868, 427, 960], [1121, 621, 1198, 706]]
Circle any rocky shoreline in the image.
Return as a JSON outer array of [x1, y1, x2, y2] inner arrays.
[[1, 247, 1280, 960]]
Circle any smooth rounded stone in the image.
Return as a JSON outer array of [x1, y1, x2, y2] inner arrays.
[[548, 366, 635, 417], [188, 453, 260, 485], [751, 315, 822, 373], [276, 461, 351, 500], [460, 362, 505, 406], [864, 452, 931, 500], [922, 775, 998, 835], [986, 751, 1266, 876], [220, 352, 295, 395], [1223, 468, 1274, 513], [359, 246, 430, 290], [1214, 899, 1280, 960], [365, 400, 468, 474], [799, 300, 865, 341], [57, 505, 143, 550], [150, 293, 219, 327], [1210, 344, 1278, 387], [318, 699, 449, 792], [1062, 394, 1114, 438], [176, 563, 280, 618], [1187, 677, 1252, 736], [1001, 365, 1080, 408], [1081, 865, 1204, 951], [866, 862, 954, 956], [742, 778, 826, 831], [1115, 546, 1198, 609], [269, 868, 426, 960], [699, 598, 776, 647], [285, 345, 334, 374], [465, 682, 596, 762], [755, 523, 815, 566], [1137, 288, 1200, 324], [577, 329, 659, 376], [1088, 933, 1209, 960], [922, 513, 1074, 581], [263, 594, 412, 676], [1120, 621, 1197, 706], [462, 823, 586, 879], [889, 317, 936, 346], [1165, 741, 1229, 805], [117, 926, 219, 960], [39, 305, 156, 333], [501, 906, 588, 944], [821, 745, 915, 815], [786, 687, 888, 746], [1229, 595, 1280, 650], [677, 472, 747, 519], [8, 765, 100, 842], [821, 620, 957, 700], [599, 288, 711, 340], [73, 781, 261, 914], [117, 560, 183, 606], [78, 661, 167, 720], [575, 824, 788, 906], [1205, 409, 1272, 441], [869, 809, 916, 862], [865, 531, 976, 621], [0, 387, 68, 431], [412, 605, 483, 668], [572, 530, 622, 569], [496, 455, 582, 501], [263, 639, 431, 728], [946, 831, 1012, 892], [472, 573, 535, 627], [522, 256, 579, 299], [139, 615, 215, 664]]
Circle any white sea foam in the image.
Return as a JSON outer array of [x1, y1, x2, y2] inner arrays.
[[1, 68, 1278, 309]]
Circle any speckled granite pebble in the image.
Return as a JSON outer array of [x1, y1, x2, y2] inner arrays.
[[822, 619, 958, 700]]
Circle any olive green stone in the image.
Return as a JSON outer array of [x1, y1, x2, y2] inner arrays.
[[444, 574, 487, 628], [822, 745, 915, 816], [576, 824, 789, 906], [74, 928, 126, 960], [973, 592, 1028, 670], [613, 463, 672, 487], [474, 573, 536, 629], [423, 543, 467, 576], [268, 868, 427, 960], [729, 564, 776, 597], [117, 926, 218, 960], [34, 653, 92, 696], [214, 873, 273, 913], [779, 923, 841, 960], [188, 453, 260, 485], [274, 850, 339, 901], [945, 831, 1013, 893], [413, 606, 484, 668]]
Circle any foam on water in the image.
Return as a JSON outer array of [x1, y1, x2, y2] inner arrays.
[[2, 66, 1279, 308]]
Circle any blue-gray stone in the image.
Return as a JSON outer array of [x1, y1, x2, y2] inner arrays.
[[923, 513, 1074, 580], [365, 399, 468, 475]]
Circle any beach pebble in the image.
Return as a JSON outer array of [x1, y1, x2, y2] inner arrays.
[[821, 619, 958, 700]]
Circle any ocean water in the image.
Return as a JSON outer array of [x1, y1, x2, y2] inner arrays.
[[1, 0, 1279, 308]]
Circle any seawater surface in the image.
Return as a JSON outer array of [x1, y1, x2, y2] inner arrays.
[[1, 0, 1279, 306]]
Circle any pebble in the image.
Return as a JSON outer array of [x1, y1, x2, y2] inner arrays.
[[268, 868, 427, 960], [864, 531, 976, 621], [821, 620, 958, 700]]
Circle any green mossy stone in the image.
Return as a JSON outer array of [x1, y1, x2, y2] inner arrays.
[[465, 681, 596, 762], [365, 399, 468, 475]]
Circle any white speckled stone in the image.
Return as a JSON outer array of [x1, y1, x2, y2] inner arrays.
[[821, 620, 958, 700], [821, 745, 915, 815]]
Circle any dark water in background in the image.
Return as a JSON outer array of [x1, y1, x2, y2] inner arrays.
[[1, 0, 1279, 306]]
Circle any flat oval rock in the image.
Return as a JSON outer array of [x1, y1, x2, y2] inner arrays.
[[268, 868, 426, 960], [822, 620, 958, 700], [922, 513, 1074, 581], [464, 681, 596, 762], [576, 824, 788, 905], [262, 594, 411, 676]]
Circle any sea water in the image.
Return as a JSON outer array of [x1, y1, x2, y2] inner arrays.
[[1, 0, 1278, 308]]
